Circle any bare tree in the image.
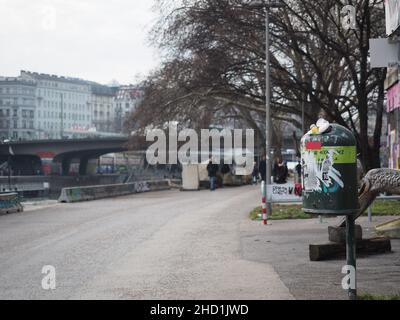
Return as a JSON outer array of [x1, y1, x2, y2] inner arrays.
[[129, 0, 386, 170]]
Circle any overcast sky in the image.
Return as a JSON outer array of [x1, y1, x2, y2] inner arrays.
[[0, 0, 160, 85]]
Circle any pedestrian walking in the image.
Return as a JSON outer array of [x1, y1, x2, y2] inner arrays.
[[207, 158, 219, 191]]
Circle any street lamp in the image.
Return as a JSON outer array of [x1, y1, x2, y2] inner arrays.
[[60, 93, 64, 139], [264, 0, 285, 218], [7, 144, 14, 191], [301, 100, 305, 134]]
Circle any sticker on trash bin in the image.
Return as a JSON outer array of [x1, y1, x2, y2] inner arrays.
[[304, 146, 356, 164], [301, 146, 355, 193]]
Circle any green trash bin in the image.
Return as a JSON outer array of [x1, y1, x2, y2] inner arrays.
[[301, 122, 359, 215]]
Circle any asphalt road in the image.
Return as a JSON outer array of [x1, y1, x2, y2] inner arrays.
[[0, 186, 294, 300]]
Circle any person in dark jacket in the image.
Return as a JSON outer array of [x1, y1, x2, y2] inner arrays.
[[221, 164, 230, 175], [272, 157, 288, 184], [295, 160, 302, 183], [220, 163, 231, 188], [259, 155, 266, 182], [252, 162, 259, 185], [207, 159, 219, 191]]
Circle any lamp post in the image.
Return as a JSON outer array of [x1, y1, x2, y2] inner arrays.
[[7, 145, 14, 191], [60, 93, 64, 139], [7, 155, 11, 191], [264, 0, 284, 218], [301, 99, 305, 134]]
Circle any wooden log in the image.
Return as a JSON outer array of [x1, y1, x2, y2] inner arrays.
[[309, 237, 392, 261], [328, 225, 363, 243]]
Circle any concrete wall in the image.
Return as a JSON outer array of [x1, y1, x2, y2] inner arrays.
[[0, 175, 180, 199], [182, 165, 200, 191], [58, 180, 171, 203], [0, 175, 123, 197]]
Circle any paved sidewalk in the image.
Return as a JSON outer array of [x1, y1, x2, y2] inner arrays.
[[240, 215, 400, 300], [0, 186, 294, 300], [2, 185, 398, 300]]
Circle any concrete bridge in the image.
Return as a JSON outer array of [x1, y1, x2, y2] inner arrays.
[[0, 138, 129, 176]]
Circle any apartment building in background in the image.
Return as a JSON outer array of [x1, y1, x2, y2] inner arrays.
[[0, 71, 144, 141], [0, 76, 36, 140], [20, 71, 92, 139], [90, 83, 118, 134], [114, 85, 144, 133]]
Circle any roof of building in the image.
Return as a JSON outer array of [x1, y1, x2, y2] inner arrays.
[[90, 83, 118, 96], [0, 77, 36, 86], [20, 70, 90, 86], [115, 86, 144, 100]]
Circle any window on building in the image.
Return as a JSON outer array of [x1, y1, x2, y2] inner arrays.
[[13, 120, 18, 129]]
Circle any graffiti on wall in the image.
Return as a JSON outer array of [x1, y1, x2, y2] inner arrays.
[[389, 130, 399, 170], [134, 181, 150, 193], [387, 82, 400, 113]]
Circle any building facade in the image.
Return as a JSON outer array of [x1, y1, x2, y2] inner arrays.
[[386, 67, 400, 169], [0, 71, 143, 141], [114, 85, 143, 133], [20, 71, 92, 139], [0, 77, 36, 140], [91, 84, 117, 133]]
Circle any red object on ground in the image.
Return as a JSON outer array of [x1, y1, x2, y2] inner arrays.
[[295, 183, 302, 197]]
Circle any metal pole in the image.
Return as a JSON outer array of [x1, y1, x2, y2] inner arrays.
[[368, 207, 372, 223], [7, 155, 11, 191], [265, 4, 272, 216], [301, 99, 305, 134], [60, 93, 64, 139], [346, 215, 357, 300]]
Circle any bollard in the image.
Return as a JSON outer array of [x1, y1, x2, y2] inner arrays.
[[261, 181, 268, 225], [368, 207, 372, 223]]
